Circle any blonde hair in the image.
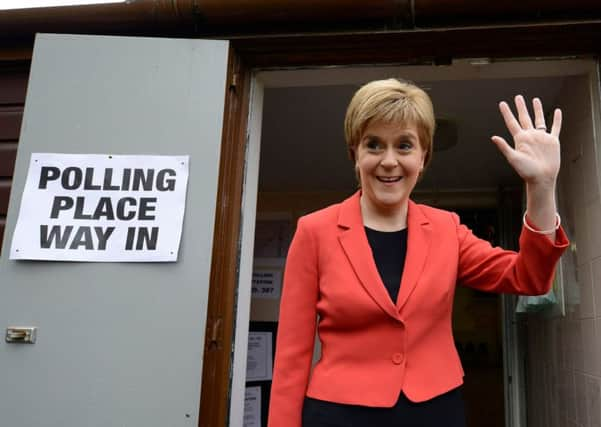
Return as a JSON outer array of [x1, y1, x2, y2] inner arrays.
[[344, 78, 435, 170]]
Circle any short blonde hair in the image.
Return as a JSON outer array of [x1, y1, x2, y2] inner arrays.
[[344, 78, 435, 170]]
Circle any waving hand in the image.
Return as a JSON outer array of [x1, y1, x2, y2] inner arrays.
[[492, 95, 563, 238], [491, 95, 562, 187]]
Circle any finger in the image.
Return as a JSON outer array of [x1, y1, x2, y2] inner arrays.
[[550, 108, 562, 138], [532, 98, 546, 130], [491, 135, 515, 161], [498, 101, 522, 136], [515, 95, 534, 129]]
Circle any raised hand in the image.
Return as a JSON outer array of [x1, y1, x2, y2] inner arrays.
[[491, 95, 562, 188]]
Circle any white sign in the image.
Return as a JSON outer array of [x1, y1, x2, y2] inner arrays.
[[251, 269, 282, 299], [246, 331, 273, 382], [10, 153, 189, 262], [243, 386, 261, 427]]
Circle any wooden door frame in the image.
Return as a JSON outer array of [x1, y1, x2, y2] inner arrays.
[[199, 48, 252, 427], [199, 20, 601, 427]]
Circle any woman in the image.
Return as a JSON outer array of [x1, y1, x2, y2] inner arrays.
[[267, 78, 569, 427]]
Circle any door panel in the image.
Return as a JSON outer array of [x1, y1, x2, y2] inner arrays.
[[0, 34, 228, 427]]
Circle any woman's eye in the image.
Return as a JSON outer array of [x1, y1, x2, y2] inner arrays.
[[398, 142, 413, 151], [366, 140, 381, 150]]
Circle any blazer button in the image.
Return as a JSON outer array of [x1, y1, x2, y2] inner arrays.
[[392, 353, 404, 365]]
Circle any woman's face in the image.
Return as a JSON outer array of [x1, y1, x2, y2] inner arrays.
[[354, 120, 425, 213]]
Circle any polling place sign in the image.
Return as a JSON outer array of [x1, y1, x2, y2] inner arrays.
[[10, 153, 189, 262]]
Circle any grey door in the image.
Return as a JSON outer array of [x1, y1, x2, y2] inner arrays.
[[0, 34, 228, 427]]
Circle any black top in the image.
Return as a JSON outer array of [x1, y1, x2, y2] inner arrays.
[[364, 226, 408, 303]]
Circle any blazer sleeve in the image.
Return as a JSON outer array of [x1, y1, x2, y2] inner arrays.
[[455, 213, 569, 295], [268, 217, 319, 427]]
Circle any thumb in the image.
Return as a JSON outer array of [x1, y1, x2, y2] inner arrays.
[[491, 136, 514, 162]]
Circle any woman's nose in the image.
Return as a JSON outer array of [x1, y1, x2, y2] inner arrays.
[[380, 148, 397, 167]]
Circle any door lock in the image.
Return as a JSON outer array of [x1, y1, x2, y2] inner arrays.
[[5, 327, 37, 344]]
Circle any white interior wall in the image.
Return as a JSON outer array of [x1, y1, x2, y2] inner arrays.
[[527, 71, 601, 427]]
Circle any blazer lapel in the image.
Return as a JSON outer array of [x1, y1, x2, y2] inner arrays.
[[396, 200, 432, 311], [337, 192, 400, 320]]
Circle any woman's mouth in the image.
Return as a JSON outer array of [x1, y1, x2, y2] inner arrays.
[[377, 176, 402, 183]]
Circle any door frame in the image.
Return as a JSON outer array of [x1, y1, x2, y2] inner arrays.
[[198, 21, 601, 427]]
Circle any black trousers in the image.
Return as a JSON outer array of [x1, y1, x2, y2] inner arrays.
[[302, 387, 466, 427]]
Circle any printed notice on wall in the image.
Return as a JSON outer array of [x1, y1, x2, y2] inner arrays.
[[10, 153, 189, 262], [243, 386, 261, 427], [246, 331, 273, 381], [251, 268, 282, 299]]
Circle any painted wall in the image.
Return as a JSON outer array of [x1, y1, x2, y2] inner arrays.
[[526, 74, 601, 427]]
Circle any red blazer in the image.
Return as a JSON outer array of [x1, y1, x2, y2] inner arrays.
[[268, 191, 568, 427]]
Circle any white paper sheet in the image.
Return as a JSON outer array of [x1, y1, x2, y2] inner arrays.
[[252, 268, 282, 299], [246, 332, 273, 381], [10, 153, 189, 262], [244, 386, 261, 427]]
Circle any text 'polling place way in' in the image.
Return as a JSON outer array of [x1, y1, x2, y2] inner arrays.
[[10, 153, 190, 262]]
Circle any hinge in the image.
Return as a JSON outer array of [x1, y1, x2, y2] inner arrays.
[[208, 317, 222, 349], [229, 73, 239, 92]]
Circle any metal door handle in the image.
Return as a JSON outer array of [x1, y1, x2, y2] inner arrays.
[[5, 327, 37, 343]]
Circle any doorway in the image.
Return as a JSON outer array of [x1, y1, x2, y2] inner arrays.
[[229, 58, 597, 427]]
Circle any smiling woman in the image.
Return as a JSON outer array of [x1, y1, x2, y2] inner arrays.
[[344, 79, 435, 231], [267, 78, 569, 427], [354, 121, 425, 231]]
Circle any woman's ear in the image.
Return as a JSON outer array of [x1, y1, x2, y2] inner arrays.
[[354, 164, 362, 187], [420, 150, 427, 171]]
